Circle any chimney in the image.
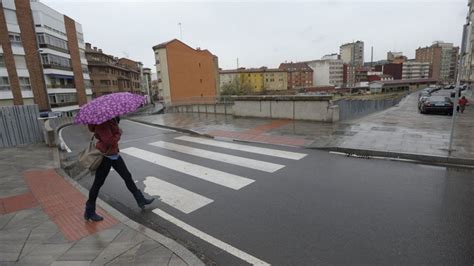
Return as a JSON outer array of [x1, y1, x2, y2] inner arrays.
[[93, 47, 97, 51], [85, 43, 91, 49], [99, 49, 102, 53]]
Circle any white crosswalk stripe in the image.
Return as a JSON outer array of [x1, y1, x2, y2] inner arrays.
[[149, 141, 285, 173], [175, 136, 307, 160], [121, 147, 254, 190], [143, 176, 213, 214]]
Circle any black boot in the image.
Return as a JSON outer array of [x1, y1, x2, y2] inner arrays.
[[84, 201, 104, 222], [133, 190, 155, 209]]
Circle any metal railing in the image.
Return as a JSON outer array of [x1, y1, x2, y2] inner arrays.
[[162, 96, 235, 108]]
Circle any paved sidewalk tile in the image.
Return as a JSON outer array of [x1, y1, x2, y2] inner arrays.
[[0, 192, 38, 214], [23, 169, 118, 241], [0, 145, 202, 266]]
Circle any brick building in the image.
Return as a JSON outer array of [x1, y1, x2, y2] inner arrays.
[[279, 62, 313, 89], [85, 43, 141, 97], [375, 63, 403, 80], [0, 0, 91, 111], [153, 39, 219, 105], [416, 41, 459, 83]]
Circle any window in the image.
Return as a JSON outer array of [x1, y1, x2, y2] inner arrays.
[[1, 77, 10, 91], [19, 77, 31, 90], [9, 33, 22, 46], [4, 9, 18, 25], [76, 32, 84, 44], [0, 54, 5, 68], [14, 55, 27, 69], [41, 54, 71, 69], [100, 80, 111, 86], [82, 65, 89, 74], [37, 33, 68, 51]]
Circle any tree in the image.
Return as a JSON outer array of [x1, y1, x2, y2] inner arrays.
[[221, 78, 252, 95]]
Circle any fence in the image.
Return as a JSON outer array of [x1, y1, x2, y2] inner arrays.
[[0, 105, 44, 148]]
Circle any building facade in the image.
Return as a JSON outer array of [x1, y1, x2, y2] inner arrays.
[[401, 61, 430, 80], [461, 0, 474, 87], [85, 43, 141, 97], [0, 0, 91, 111], [142, 67, 152, 101], [153, 39, 219, 105], [279, 62, 313, 89], [375, 63, 403, 80], [219, 68, 287, 93], [416, 41, 459, 83], [340, 41, 364, 67], [306, 59, 343, 87]]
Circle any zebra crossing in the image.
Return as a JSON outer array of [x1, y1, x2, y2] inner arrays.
[[120, 136, 308, 214]]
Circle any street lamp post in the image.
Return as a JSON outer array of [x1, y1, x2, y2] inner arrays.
[[447, 52, 465, 154]]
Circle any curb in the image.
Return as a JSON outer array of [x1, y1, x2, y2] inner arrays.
[[125, 118, 215, 139], [52, 148, 205, 266], [311, 146, 474, 167]]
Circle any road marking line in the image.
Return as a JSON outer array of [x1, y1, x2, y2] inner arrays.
[[58, 127, 72, 153], [121, 147, 254, 190], [143, 176, 213, 214], [150, 141, 285, 173], [175, 136, 307, 160], [152, 208, 270, 265]]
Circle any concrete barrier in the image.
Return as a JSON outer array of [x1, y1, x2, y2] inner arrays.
[[232, 95, 339, 122]]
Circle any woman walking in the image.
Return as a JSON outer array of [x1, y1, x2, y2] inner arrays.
[[84, 117, 154, 221], [458, 96, 469, 113]]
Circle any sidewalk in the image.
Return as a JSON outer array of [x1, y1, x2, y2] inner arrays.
[[132, 91, 474, 164], [0, 145, 203, 265]]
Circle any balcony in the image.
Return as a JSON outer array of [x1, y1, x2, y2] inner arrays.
[[48, 84, 75, 89]]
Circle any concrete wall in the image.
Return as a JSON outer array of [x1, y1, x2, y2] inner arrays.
[[232, 96, 339, 122], [336, 96, 405, 121], [167, 103, 233, 115]]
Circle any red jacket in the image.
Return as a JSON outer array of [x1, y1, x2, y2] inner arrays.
[[88, 119, 121, 155], [459, 98, 468, 106]]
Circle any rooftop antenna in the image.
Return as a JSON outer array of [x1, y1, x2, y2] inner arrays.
[[237, 58, 239, 69], [178, 22, 182, 40]]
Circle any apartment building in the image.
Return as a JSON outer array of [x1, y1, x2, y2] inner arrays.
[[153, 39, 219, 104], [85, 43, 141, 97], [416, 41, 459, 83], [279, 62, 313, 89], [219, 67, 288, 92], [306, 59, 343, 87], [340, 41, 364, 67], [401, 61, 430, 80], [460, 0, 474, 85], [0, 0, 91, 111]]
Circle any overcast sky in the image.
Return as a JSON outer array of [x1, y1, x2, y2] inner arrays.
[[42, 0, 467, 71]]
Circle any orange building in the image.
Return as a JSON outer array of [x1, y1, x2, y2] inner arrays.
[[152, 39, 219, 104]]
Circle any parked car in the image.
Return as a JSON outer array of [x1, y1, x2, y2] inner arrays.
[[419, 89, 432, 97], [420, 96, 453, 115], [418, 96, 430, 111]]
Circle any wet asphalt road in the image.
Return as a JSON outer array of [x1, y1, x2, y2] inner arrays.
[[62, 120, 474, 265]]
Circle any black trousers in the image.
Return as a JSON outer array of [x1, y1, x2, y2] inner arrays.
[[87, 156, 139, 206]]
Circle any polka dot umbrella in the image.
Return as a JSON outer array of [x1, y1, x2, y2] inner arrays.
[[74, 92, 145, 125]]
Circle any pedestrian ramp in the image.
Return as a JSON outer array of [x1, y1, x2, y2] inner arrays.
[[120, 136, 307, 214]]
